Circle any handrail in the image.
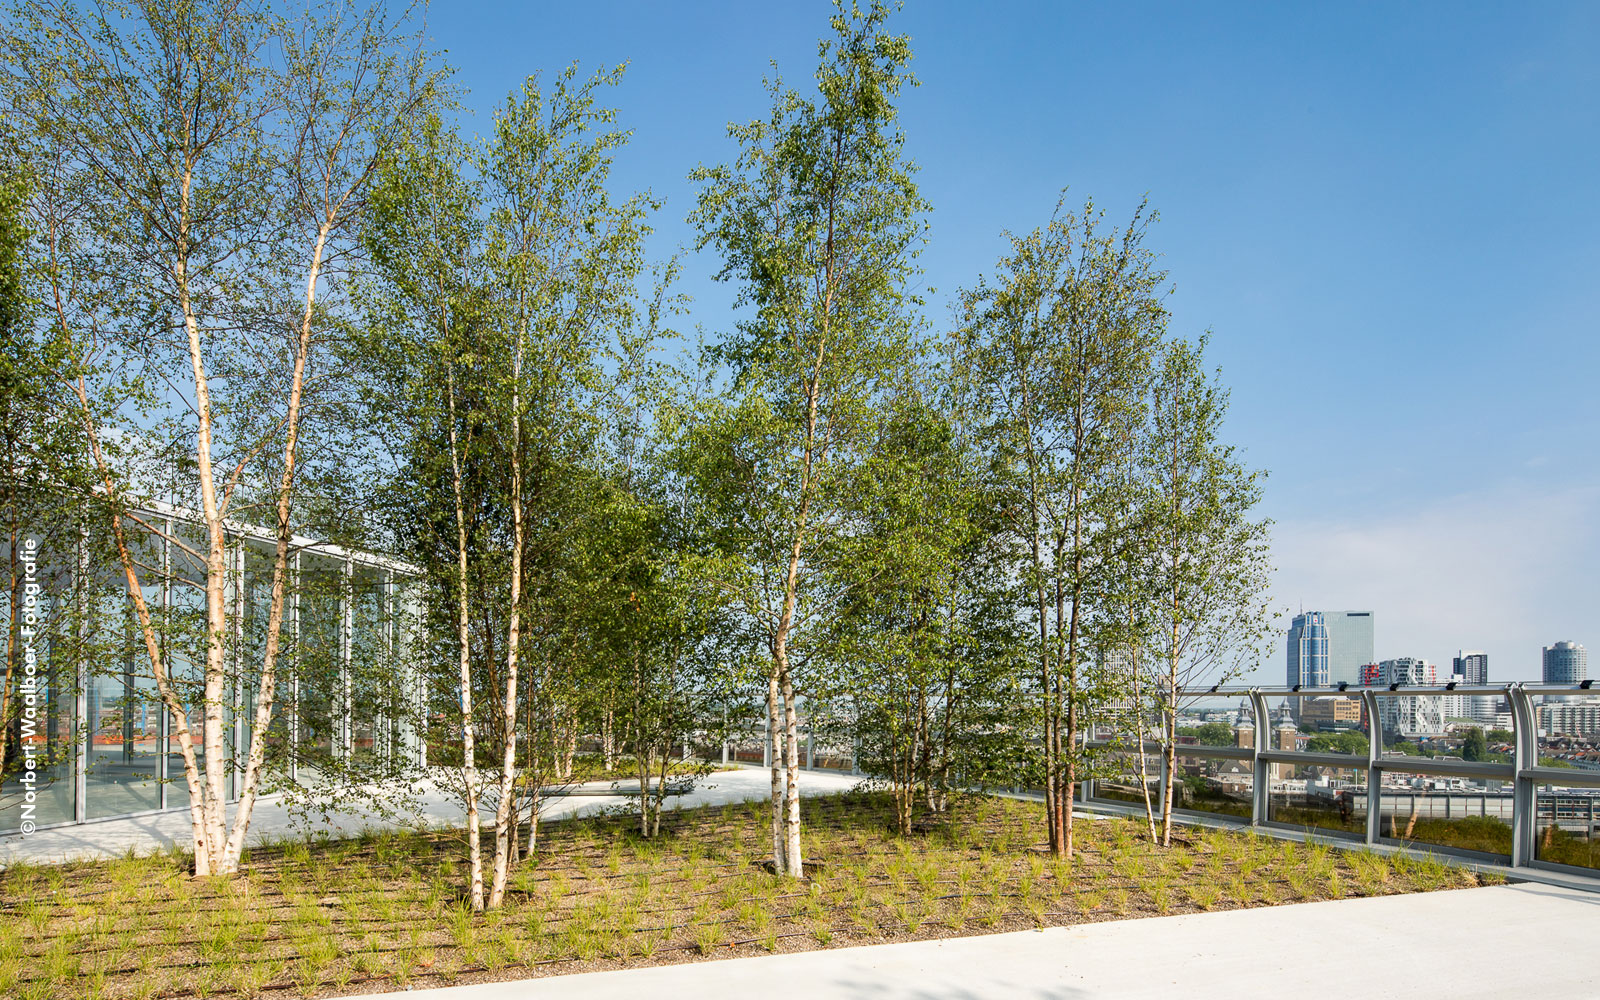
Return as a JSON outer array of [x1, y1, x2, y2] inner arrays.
[[1372, 756, 1515, 781], [1085, 681, 1600, 880], [1177, 683, 1527, 698], [1257, 749, 1378, 770], [1519, 766, 1600, 789]]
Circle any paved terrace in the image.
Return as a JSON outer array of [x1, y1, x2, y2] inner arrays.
[[357, 881, 1599, 1000], [0, 766, 863, 866]]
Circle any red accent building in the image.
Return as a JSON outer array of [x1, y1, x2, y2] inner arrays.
[[1358, 663, 1381, 730]]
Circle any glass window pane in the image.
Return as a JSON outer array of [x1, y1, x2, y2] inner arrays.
[[350, 566, 387, 762], [1269, 764, 1366, 837], [1296, 694, 1367, 753], [1376, 687, 1449, 760], [241, 543, 290, 777], [1174, 706, 1249, 749], [1093, 746, 1162, 809], [1172, 752, 1254, 820], [164, 520, 218, 810], [1534, 694, 1600, 766], [1534, 784, 1599, 871], [86, 533, 162, 820], [296, 556, 344, 779], [1378, 769, 1512, 858]]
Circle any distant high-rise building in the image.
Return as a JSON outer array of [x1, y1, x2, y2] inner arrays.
[[1543, 641, 1588, 685], [1376, 657, 1444, 736], [1453, 649, 1489, 685], [1286, 612, 1329, 690], [1451, 649, 1497, 723], [1379, 657, 1437, 687], [1323, 611, 1375, 687]]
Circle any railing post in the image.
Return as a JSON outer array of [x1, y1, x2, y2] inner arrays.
[[1362, 688, 1382, 845], [1249, 689, 1269, 827], [1509, 683, 1538, 868]]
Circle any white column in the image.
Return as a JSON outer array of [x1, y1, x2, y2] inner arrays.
[[160, 519, 171, 811], [232, 540, 245, 798], [341, 555, 353, 760], [74, 525, 88, 824], [289, 551, 300, 783]]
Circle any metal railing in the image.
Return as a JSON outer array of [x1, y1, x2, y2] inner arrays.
[[1084, 682, 1600, 880]]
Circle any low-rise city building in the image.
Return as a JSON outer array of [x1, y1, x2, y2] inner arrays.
[[1538, 698, 1600, 737], [1300, 695, 1362, 730]]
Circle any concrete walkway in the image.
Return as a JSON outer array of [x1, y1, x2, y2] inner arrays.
[[352, 882, 1599, 1000], [0, 766, 863, 866]]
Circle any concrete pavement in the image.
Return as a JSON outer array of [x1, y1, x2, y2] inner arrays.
[[0, 765, 863, 866], [351, 881, 1600, 1000]]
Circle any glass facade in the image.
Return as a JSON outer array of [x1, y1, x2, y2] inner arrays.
[[1323, 611, 1375, 688], [1286, 612, 1329, 689], [0, 513, 422, 835]]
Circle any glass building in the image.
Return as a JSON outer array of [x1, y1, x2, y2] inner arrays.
[[1542, 641, 1588, 685], [0, 504, 423, 835], [1322, 610, 1375, 688], [1286, 611, 1330, 689]]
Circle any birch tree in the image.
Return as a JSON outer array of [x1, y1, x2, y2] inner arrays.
[[1138, 335, 1273, 845], [690, 0, 924, 878], [5, 0, 433, 875], [824, 388, 1029, 834], [959, 198, 1164, 859], [480, 65, 652, 906], [357, 112, 492, 906]]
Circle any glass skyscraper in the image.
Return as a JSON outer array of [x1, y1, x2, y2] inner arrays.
[[1286, 612, 1329, 689], [1323, 611, 1375, 688]]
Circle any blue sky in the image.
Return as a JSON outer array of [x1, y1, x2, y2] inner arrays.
[[426, 1, 1600, 682]]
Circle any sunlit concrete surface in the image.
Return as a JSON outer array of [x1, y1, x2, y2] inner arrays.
[[0, 765, 863, 866], [356, 882, 1599, 1000]]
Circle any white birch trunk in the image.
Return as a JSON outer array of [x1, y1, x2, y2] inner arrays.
[[767, 674, 786, 872], [487, 311, 527, 909]]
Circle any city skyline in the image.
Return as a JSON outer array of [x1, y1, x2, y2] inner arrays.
[[1252, 603, 1583, 688]]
